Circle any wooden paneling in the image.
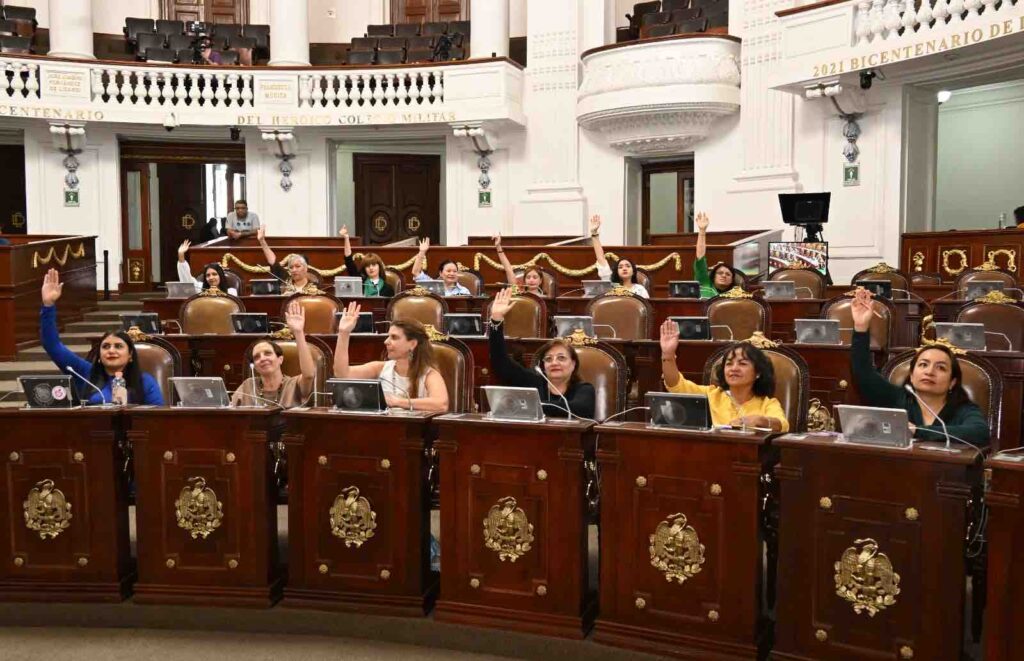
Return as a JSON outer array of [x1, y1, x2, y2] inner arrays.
[[0, 145, 26, 235], [157, 163, 206, 283], [391, 0, 469, 23], [983, 455, 1024, 661], [901, 228, 1023, 283], [162, 0, 247, 24], [353, 154, 440, 247]]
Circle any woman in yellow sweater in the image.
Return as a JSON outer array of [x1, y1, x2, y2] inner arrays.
[[659, 319, 789, 432]]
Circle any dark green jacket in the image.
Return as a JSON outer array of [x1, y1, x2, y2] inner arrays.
[[850, 331, 990, 445], [694, 256, 718, 299]]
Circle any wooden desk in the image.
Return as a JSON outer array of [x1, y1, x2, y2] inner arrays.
[[282, 409, 438, 616], [434, 414, 596, 637], [901, 227, 1023, 281], [593, 422, 774, 659], [129, 408, 284, 607], [982, 453, 1024, 661], [0, 408, 131, 602], [772, 434, 980, 660]]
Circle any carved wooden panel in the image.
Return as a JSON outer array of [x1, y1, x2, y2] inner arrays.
[[392, 0, 469, 23], [162, 0, 247, 23], [901, 229, 1024, 283], [353, 154, 440, 247], [983, 457, 1024, 661], [981, 243, 1020, 275]]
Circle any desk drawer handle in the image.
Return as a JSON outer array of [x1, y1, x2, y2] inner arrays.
[[228, 559, 238, 569], [536, 469, 547, 481], [225, 452, 236, 464], [13, 556, 24, 567], [166, 558, 176, 569], [709, 483, 722, 496], [837, 380, 848, 391], [481, 368, 489, 376], [223, 364, 231, 372], [318, 455, 328, 466], [819, 497, 833, 510], [636, 476, 647, 488], [76, 557, 88, 567], [73, 452, 85, 463], [635, 597, 646, 610], [905, 507, 919, 521], [470, 464, 481, 475], [900, 646, 914, 659], [815, 629, 827, 642], [380, 458, 391, 470], [163, 451, 174, 461], [536, 584, 547, 596], [8, 452, 19, 462], [470, 577, 480, 588], [318, 563, 328, 574], [707, 610, 719, 622], [380, 569, 391, 580]]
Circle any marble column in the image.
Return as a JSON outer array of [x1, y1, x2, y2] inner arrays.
[[47, 0, 95, 59], [469, 0, 509, 58], [268, 0, 310, 66]]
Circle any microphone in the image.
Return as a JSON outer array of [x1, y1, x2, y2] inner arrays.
[[891, 288, 926, 302], [559, 287, 586, 298], [983, 330, 1012, 351], [710, 325, 734, 341], [249, 362, 258, 408], [533, 365, 573, 421], [377, 374, 414, 411], [904, 384, 951, 452], [66, 365, 109, 407]]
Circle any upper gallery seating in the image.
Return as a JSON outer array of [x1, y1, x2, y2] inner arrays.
[[0, 5, 37, 54], [123, 18, 269, 65], [617, 0, 728, 43], [346, 21, 470, 65]]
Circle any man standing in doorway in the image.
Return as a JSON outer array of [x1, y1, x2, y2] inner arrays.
[[225, 199, 260, 239]]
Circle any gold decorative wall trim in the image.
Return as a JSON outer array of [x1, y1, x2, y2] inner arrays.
[[473, 251, 683, 277], [483, 496, 534, 562], [984, 250, 1016, 272], [219, 252, 420, 277], [941, 249, 968, 277], [911, 252, 925, 272], [32, 242, 86, 268], [23, 479, 72, 540], [834, 538, 900, 616], [649, 513, 705, 584]]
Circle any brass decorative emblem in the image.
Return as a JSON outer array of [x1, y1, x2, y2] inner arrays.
[[423, 324, 449, 342], [483, 496, 535, 562], [406, 214, 421, 232], [807, 398, 836, 432], [125, 325, 152, 342], [10, 211, 24, 228], [174, 477, 224, 540], [975, 290, 1016, 305], [986, 249, 1017, 273], [834, 538, 901, 616], [649, 513, 706, 584], [911, 251, 925, 272], [973, 260, 1001, 272], [562, 327, 598, 346], [405, 286, 432, 296], [920, 336, 968, 355], [271, 327, 295, 340], [128, 258, 145, 284], [23, 479, 72, 540], [198, 286, 227, 297], [372, 212, 389, 234], [328, 486, 377, 548], [719, 286, 753, 299], [940, 249, 968, 277], [608, 286, 636, 297], [904, 507, 919, 521], [745, 331, 778, 349], [866, 262, 897, 274], [181, 213, 196, 230]]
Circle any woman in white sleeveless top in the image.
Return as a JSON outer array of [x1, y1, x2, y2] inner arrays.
[[333, 301, 449, 413]]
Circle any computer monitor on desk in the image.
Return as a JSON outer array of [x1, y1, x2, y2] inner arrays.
[[668, 281, 701, 299], [250, 279, 281, 296], [856, 279, 893, 300], [483, 386, 544, 423], [837, 404, 911, 448], [646, 392, 711, 431], [582, 280, 613, 298], [171, 377, 230, 408], [554, 315, 595, 338], [794, 319, 841, 345], [328, 379, 387, 413], [762, 281, 796, 300]]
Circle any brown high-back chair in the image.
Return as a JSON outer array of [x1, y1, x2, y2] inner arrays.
[[821, 292, 895, 350], [487, 291, 547, 338], [385, 267, 404, 294], [514, 266, 559, 298], [955, 267, 1018, 297], [586, 291, 654, 340], [851, 263, 911, 298], [534, 336, 629, 422], [123, 329, 180, 405], [179, 292, 245, 334], [705, 294, 770, 342], [428, 329, 474, 413], [956, 301, 1024, 352], [634, 268, 652, 293], [911, 272, 942, 287], [386, 289, 448, 329], [455, 269, 484, 296], [244, 335, 332, 405], [221, 268, 244, 294], [704, 339, 810, 432], [283, 294, 341, 335], [768, 268, 827, 299]]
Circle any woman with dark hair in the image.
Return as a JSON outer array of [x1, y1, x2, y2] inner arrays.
[[40, 268, 163, 405], [333, 301, 449, 412], [410, 237, 471, 296], [176, 240, 238, 296], [589, 215, 649, 298], [488, 288, 596, 419], [659, 318, 788, 431], [231, 301, 316, 407], [693, 212, 738, 298], [494, 235, 546, 296], [340, 225, 394, 297], [257, 225, 318, 294], [849, 287, 989, 443]]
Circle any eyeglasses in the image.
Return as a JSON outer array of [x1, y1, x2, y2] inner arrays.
[[542, 355, 571, 364]]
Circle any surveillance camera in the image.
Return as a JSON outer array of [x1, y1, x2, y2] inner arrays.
[[163, 114, 178, 131], [859, 70, 875, 90], [229, 127, 241, 141]]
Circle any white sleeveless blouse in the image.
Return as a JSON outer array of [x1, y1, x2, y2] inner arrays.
[[379, 360, 430, 398]]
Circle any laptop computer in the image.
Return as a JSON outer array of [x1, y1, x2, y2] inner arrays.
[[327, 378, 387, 413], [120, 313, 162, 334], [645, 392, 712, 431], [668, 281, 701, 299], [964, 280, 1005, 301], [553, 315, 595, 338], [582, 280, 614, 298], [795, 318, 841, 345], [231, 313, 270, 334], [335, 311, 376, 334], [837, 404, 911, 448], [444, 313, 484, 336], [934, 322, 986, 351], [856, 279, 893, 300], [762, 281, 796, 300], [250, 279, 281, 296], [483, 386, 545, 423], [166, 282, 197, 298], [171, 377, 230, 408], [669, 316, 711, 341], [334, 276, 363, 297], [18, 375, 75, 409], [418, 279, 446, 296]]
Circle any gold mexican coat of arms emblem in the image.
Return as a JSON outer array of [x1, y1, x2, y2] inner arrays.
[[483, 496, 534, 562], [649, 513, 705, 584], [174, 476, 224, 539], [834, 538, 901, 616], [329, 486, 377, 548], [23, 479, 72, 540]]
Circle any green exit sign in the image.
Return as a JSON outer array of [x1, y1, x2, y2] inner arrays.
[[64, 189, 80, 207], [478, 190, 491, 207]]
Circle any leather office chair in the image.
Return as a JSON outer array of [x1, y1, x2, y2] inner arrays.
[[385, 268, 404, 294], [284, 293, 341, 335], [221, 269, 244, 294], [428, 330, 474, 413], [955, 267, 1018, 297], [514, 266, 559, 298], [821, 292, 895, 350], [851, 263, 911, 298], [487, 291, 547, 338], [179, 292, 244, 334], [386, 289, 448, 329], [123, 330, 181, 406], [705, 295, 770, 342], [767, 268, 826, 299], [245, 335, 333, 405], [635, 268, 652, 292], [586, 292, 654, 340], [956, 301, 1024, 352], [533, 336, 629, 422], [455, 270, 484, 296], [911, 272, 943, 287]]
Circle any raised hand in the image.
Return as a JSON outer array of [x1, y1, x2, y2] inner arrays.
[[177, 239, 191, 260], [41, 268, 63, 307], [418, 237, 430, 254], [493, 234, 502, 249], [588, 214, 601, 235], [659, 318, 680, 357], [489, 287, 516, 323], [284, 301, 306, 335], [336, 300, 362, 335], [695, 212, 710, 233], [850, 287, 875, 332], [256, 225, 266, 243], [338, 225, 349, 239]]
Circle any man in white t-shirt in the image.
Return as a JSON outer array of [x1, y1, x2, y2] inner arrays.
[[225, 199, 260, 239]]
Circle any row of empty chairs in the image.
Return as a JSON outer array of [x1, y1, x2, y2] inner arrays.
[[0, 5, 35, 54], [124, 18, 268, 65], [619, 0, 727, 42], [347, 20, 470, 65]]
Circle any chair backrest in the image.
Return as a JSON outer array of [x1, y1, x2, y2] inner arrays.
[[283, 294, 341, 335], [429, 332, 474, 413], [821, 292, 894, 350], [129, 333, 181, 406], [883, 348, 1002, 445], [629, 1, 663, 27], [395, 23, 421, 37], [4, 6, 35, 36], [407, 35, 435, 48], [167, 33, 193, 51], [0, 35, 30, 53], [422, 22, 448, 36], [703, 341, 810, 432], [449, 20, 471, 37], [384, 267, 404, 294], [586, 292, 654, 340], [346, 49, 375, 65], [228, 35, 256, 65], [386, 289, 449, 328], [671, 7, 703, 20], [351, 36, 378, 51], [179, 292, 244, 334], [212, 23, 242, 38], [705, 296, 770, 342], [455, 270, 484, 296], [675, 17, 708, 32], [220, 268, 243, 293], [218, 49, 239, 65], [242, 24, 270, 49], [489, 291, 547, 338], [641, 11, 672, 26], [634, 268, 652, 292], [407, 47, 435, 63], [136, 32, 165, 54], [367, 24, 394, 37], [513, 266, 559, 297], [246, 335, 332, 403], [955, 301, 1024, 352], [768, 268, 826, 299], [955, 267, 1017, 294], [640, 22, 674, 38], [0, 19, 19, 36], [533, 338, 629, 422], [376, 48, 405, 65], [155, 19, 184, 37], [851, 263, 911, 293], [145, 47, 178, 63], [663, 0, 693, 10], [911, 272, 943, 286], [378, 36, 407, 50], [125, 17, 156, 42]]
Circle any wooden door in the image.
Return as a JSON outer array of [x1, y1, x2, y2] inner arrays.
[[353, 154, 440, 247], [162, 0, 248, 24], [120, 164, 153, 291], [157, 163, 206, 283], [641, 159, 695, 246], [391, 0, 468, 23], [0, 144, 26, 235]]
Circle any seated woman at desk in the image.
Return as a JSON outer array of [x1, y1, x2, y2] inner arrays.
[[494, 235, 546, 297], [256, 225, 319, 295], [231, 301, 315, 408], [589, 215, 649, 298], [333, 301, 449, 412], [693, 212, 739, 298], [39, 268, 163, 405], [176, 240, 238, 296], [488, 288, 596, 419], [659, 319, 788, 432], [849, 287, 989, 444], [339, 225, 394, 297], [411, 237, 471, 296]]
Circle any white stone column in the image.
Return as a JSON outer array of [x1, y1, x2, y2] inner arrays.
[[48, 0, 95, 59], [470, 0, 509, 58], [268, 0, 310, 66]]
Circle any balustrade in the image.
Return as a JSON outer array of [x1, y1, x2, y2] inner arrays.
[[855, 0, 1020, 45]]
